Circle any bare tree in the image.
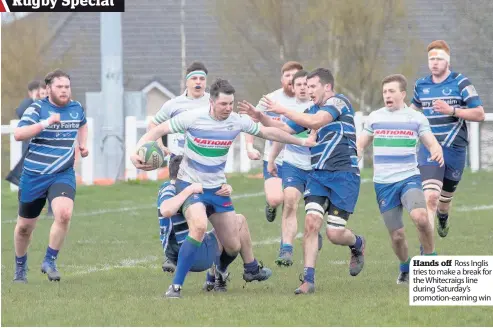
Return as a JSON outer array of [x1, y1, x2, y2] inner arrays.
[[212, 0, 421, 112]]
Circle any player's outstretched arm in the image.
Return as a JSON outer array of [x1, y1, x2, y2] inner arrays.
[[160, 183, 203, 218], [238, 100, 291, 131], [136, 121, 172, 149], [257, 126, 314, 147], [420, 132, 444, 167], [14, 113, 60, 141]]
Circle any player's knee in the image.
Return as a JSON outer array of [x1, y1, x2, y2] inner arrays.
[[56, 207, 73, 224], [282, 197, 298, 215], [304, 214, 322, 233], [190, 222, 207, 238], [16, 221, 34, 236], [390, 228, 406, 244], [223, 240, 241, 254], [266, 192, 283, 208], [425, 191, 440, 209], [326, 226, 345, 243], [410, 209, 430, 231]]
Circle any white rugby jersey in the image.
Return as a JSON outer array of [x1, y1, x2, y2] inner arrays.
[[281, 99, 313, 170], [256, 88, 298, 165], [168, 107, 261, 188], [364, 106, 431, 183], [152, 91, 210, 155]]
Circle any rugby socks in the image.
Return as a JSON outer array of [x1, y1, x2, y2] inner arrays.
[[15, 254, 27, 266], [243, 259, 259, 274], [217, 250, 238, 273], [172, 235, 202, 286], [44, 246, 59, 262], [281, 243, 293, 254], [437, 211, 449, 221], [424, 251, 438, 256], [350, 235, 363, 250], [400, 257, 411, 273], [303, 267, 315, 284]]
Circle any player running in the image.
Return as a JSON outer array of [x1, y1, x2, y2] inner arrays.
[[157, 155, 272, 297], [12, 69, 89, 283], [357, 74, 443, 284], [245, 61, 303, 223], [239, 68, 366, 294], [264, 70, 318, 266], [131, 78, 313, 298], [411, 40, 485, 242]]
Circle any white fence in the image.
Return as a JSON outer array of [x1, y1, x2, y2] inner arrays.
[[2, 113, 492, 191]]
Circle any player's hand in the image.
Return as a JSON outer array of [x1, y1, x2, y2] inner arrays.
[[188, 183, 204, 194], [238, 100, 261, 122], [79, 144, 89, 158], [267, 160, 278, 177], [130, 153, 154, 171], [430, 147, 445, 167], [302, 138, 316, 147], [215, 184, 233, 197], [260, 96, 286, 115], [432, 100, 454, 115], [48, 113, 61, 125]]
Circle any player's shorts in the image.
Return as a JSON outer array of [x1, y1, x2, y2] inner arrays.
[[263, 160, 283, 180], [176, 179, 234, 215], [18, 168, 76, 219], [282, 161, 310, 194], [304, 170, 360, 213], [418, 144, 466, 183], [374, 175, 425, 214], [190, 232, 219, 272]]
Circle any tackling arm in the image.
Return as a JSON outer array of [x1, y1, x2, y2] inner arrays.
[[160, 184, 200, 218], [256, 126, 311, 147]]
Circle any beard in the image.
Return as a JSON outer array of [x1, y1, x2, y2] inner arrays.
[[282, 84, 294, 97], [50, 93, 70, 107]]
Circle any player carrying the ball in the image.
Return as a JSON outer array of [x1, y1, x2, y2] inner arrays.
[[357, 74, 443, 284], [131, 78, 313, 298], [158, 155, 272, 296]]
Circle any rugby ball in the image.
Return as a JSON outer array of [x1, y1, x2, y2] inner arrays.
[[137, 141, 166, 169]]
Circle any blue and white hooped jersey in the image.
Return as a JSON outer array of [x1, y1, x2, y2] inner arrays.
[[412, 72, 482, 148], [18, 97, 86, 175], [157, 181, 189, 245], [287, 94, 359, 173]]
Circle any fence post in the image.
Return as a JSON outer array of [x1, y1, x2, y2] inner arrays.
[[469, 122, 480, 172], [354, 111, 364, 169], [9, 120, 21, 192], [81, 117, 94, 185], [125, 116, 137, 180]]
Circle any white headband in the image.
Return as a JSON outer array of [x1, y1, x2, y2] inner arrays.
[[186, 70, 207, 80], [428, 49, 450, 64]]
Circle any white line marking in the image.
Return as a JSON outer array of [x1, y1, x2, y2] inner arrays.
[[455, 204, 493, 212]]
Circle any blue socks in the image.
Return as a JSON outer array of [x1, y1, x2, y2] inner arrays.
[[15, 254, 27, 266], [172, 235, 202, 286], [351, 235, 363, 250], [243, 259, 259, 274], [44, 246, 59, 262], [281, 244, 293, 253], [303, 267, 315, 284], [400, 257, 410, 273]]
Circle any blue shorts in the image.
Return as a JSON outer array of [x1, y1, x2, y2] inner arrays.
[[263, 160, 283, 180], [418, 144, 466, 182], [176, 179, 234, 215], [374, 175, 423, 213], [304, 171, 360, 213], [282, 162, 310, 194], [19, 168, 76, 203], [190, 232, 218, 272]]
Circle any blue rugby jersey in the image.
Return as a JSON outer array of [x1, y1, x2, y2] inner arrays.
[[17, 97, 86, 174], [157, 181, 189, 246], [412, 72, 482, 148], [287, 94, 359, 173]]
